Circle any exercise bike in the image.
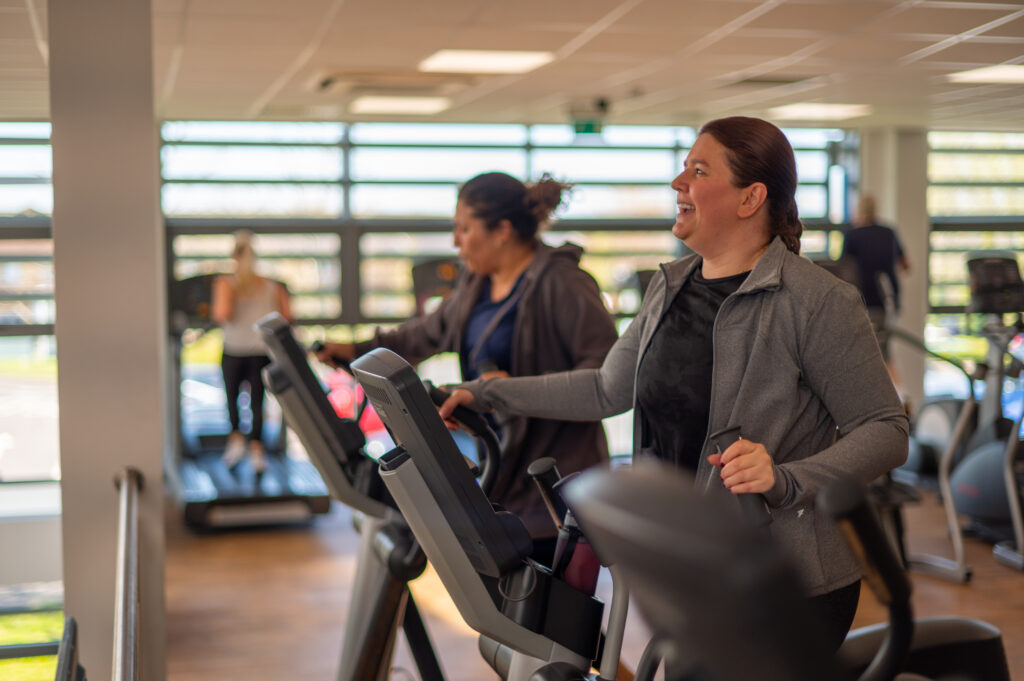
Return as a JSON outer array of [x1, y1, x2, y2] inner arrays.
[[884, 253, 1024, 578], [944, 254, 1024, 571]]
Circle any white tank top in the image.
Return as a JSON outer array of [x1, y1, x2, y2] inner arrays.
[[221, 277, 279, 355]]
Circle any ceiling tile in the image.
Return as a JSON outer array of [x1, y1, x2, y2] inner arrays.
[[917, 39, 1024, 65], [181, 16, 316, 47], [614, 0, 769, 31], [812, 35, 939, 63], [473, 0, 634, 28], [0, 9, 31, 40], [568, 30, 701, 58], [746, 1, 902, 33], [439, 27, 583, 52], [870, 5, 1021, 35], [331, 0, 480, 27], [978, 14, 1024, 38], [703, 32, 826, 59], [186, 0, 333, 18], [0, 45, 45, 70]]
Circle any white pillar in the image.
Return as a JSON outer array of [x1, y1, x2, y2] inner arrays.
[[48, 0, 167, 679], [859, 128, 930, 411]]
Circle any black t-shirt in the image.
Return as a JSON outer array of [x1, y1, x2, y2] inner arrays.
[[636, 266, 748, 471]]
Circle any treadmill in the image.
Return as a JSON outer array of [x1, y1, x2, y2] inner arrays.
[[167, 274, 330, 529]]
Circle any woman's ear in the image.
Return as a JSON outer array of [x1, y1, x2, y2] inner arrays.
[[495, 218, 516, 244], [737, 182, 768, 218]]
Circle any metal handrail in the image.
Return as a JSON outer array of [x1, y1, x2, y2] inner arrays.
[[113, 467, 143, 681]]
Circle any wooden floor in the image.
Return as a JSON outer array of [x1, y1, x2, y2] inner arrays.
[[165, 490, 1024, 681]]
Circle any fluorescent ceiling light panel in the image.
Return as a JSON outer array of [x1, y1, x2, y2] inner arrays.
[[349, 96, 451, 115], [947, 64, 1024, 84], [768, 103, 872, 120], [419, 50, 554, 74]]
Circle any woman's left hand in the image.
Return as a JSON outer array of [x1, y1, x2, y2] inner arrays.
[[707, 439, 775, 494]]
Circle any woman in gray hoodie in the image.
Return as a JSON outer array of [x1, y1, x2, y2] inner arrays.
[[441, 118, 909, 652]]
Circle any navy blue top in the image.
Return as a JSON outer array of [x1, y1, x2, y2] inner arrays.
[[842, 224, 905, 309], [461, 275, 524, 381]]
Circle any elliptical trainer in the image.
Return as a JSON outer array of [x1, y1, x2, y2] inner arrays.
[[947, 253, 1024, 570]]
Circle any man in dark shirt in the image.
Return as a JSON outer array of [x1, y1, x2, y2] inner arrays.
[[841, 194, 910, 391]]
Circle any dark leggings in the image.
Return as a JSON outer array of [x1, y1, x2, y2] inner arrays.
[[669, 580, 862, 681], [808, 579, 861, 653], [221, 353, 271, 442]]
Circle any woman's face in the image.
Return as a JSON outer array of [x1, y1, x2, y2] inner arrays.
[[670, 133, 749, 255], [453, 200, 503, 274]]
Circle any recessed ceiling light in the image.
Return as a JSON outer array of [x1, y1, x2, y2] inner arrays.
[[767, 103, 873, 121], [947, 64, 1024, 84], [419, 50, 554, 74], [349, 96, 451, 115]]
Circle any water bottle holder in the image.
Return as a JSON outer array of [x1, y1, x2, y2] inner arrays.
[[497, 561, 604, 659]]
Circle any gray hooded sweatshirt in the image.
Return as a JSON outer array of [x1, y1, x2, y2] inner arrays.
[[462, 237, 909, 596]]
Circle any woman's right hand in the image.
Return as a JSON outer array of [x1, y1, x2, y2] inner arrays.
[[438, 388, 476, 431], [315, 341, 355, 368]]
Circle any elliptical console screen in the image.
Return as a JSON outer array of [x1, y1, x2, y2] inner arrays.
[[255, 312, 396, 519], [351, 347, 526, 577], [258, 313, 366, 461]]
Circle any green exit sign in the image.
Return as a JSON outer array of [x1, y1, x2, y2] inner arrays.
[[573, 119, 603, 134]]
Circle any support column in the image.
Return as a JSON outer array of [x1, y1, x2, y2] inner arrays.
[[48, 0, 167, 679], [859, 128, 930, 412]]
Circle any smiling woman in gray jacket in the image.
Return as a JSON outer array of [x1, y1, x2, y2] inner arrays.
[[441, 117, 909, 653]]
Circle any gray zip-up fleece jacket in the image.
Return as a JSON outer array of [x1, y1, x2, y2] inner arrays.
[[462, 237, 909, 595], [354, 241, 619, 538]]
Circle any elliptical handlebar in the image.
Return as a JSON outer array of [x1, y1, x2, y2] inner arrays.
[[527, 457, 568, 530], [424, 381, 501, 496], [818, 478, 914, 681], [885, 327, 977, 402], [708, 426, 773, 529], [309, 340, 370, 422]]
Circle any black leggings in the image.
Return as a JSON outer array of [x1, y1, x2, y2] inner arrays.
[[221, 353, 271, 441], [807, 579, 861, 653]]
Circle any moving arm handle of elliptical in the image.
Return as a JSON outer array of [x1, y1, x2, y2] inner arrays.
[[527, 457, 569, 530], [818, 477, 914, 681], [425, 382, 501, 495], [309, 340, 370, 421], [709, 426, 772, 529]]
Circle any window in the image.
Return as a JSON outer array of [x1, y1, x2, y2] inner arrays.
[[925, 132, 1024, 396], [0, 125, 56, 486]]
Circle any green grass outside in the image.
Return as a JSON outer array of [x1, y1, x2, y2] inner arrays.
[[181, 329, 223, 366], [0, 610, 64, 645], [0, 611, 64, 681], [0, 656, 57, 681], [0, 610, 64, 643], [0, 358, 57, 378]]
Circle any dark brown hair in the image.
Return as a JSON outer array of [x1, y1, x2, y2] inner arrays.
[[457, 172, 571, 242], [698, 116, 803, 254]]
